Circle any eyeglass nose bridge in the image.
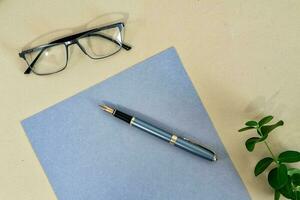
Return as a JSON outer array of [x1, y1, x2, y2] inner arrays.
[[64, 40, 88, 54], [64, 40, 76, 46]]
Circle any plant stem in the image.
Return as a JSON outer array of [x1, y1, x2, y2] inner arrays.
[[257, 128, 278, 164], [264, 141, 278, 164]]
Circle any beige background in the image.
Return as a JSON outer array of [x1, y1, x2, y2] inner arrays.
[[0, 0, 299, 199]]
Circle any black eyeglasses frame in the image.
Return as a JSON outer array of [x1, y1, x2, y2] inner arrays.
[[19, 22, 131, 75]]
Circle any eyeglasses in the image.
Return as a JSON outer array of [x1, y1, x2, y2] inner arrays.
[[19, 22, 132, 75]]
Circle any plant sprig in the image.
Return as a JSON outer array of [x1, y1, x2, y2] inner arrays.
[[239, 116, 300, 200]]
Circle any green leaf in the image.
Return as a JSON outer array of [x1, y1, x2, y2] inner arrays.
[[259, 133, 268, 142], [245, 137, 260, 152], [268, 165, 289, 190], [296, 191, 300, 200], [245, 121, 258, 127], [259, 116, 274, 127], [274, 190, 280, 200], [292, 173, 300, 186], [238, 127, 255, 132], [278, 151, 300, 163], [260, 120, 284, 136], [255, 157, 274, 176], [256, 129, 263, 136], [288, 168, 300, 176], [278, 177, 294, 199]]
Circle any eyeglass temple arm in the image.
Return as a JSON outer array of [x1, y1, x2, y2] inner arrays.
[[23, 48, 46, 74]]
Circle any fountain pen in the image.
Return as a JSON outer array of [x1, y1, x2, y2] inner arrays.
[[99, 105, 217, 162]]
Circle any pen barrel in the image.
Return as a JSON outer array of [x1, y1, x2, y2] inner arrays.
[[131, 118, 216, 161], [130, 118, 172, 142]]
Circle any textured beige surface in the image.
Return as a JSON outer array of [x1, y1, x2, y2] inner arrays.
[[0, 0, 299, 199]]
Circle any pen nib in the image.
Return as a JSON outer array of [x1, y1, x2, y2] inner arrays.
[[99, 104, 115, 114]]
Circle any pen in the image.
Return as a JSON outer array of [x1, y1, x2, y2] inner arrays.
[[99, 105, 217, 162]]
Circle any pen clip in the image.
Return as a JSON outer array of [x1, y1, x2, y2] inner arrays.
[[182, 137, 213, 152], [183, 137, 201, 147]]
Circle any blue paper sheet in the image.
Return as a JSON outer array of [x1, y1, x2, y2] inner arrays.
[[22, 47, 250, 200]]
